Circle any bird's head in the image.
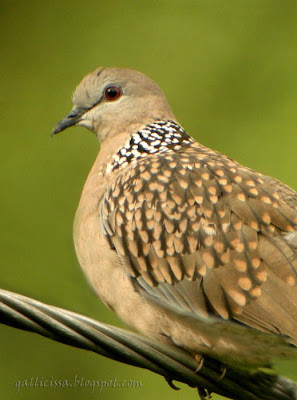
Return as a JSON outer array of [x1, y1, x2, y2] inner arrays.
[[52, 67, 175, 143]]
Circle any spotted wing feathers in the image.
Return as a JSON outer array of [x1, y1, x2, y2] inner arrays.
[[101, 142, 297, 339]]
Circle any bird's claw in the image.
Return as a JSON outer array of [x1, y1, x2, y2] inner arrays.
[[165, 377, 181, 390], [198, 387, 212, 399], [194, 353, 205, 372], [217, 366, 227, 381]]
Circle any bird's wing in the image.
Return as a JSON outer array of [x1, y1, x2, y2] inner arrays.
[[100, 143, 297, 344]]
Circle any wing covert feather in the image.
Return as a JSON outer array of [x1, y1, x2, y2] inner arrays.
[[101, 143, 297, 339]]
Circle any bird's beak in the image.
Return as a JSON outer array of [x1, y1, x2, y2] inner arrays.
[[51, 106, 87, 136]]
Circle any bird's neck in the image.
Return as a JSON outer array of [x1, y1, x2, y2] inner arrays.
[[78, 119, 194, 212], [99, 119, 194, 176]]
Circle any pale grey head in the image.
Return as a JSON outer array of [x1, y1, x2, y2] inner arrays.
[[52, 67, 176, 142]]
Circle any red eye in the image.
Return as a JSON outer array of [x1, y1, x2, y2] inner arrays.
[[104, 86, 121, 101]]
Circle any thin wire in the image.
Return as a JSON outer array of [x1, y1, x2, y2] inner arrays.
[[0, 288, 296, 400]]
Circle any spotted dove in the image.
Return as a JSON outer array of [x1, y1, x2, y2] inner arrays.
[[52, 67, 297, 381]]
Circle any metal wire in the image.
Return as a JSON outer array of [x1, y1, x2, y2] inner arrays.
[[0, 288, 296, 400]]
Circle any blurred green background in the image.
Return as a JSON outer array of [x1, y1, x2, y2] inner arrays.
[[1, 1, 297, 399]]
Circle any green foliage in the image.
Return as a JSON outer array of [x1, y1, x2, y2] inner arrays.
[[0, 1, 296, 399]]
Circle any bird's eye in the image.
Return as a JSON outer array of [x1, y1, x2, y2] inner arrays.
[[104, 86, 121, 101]]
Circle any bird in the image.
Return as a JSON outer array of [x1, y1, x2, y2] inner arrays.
[[52, 66, 297, 392]]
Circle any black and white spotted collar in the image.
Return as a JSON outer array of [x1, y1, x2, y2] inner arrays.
[[105, 120, 194, 174]]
